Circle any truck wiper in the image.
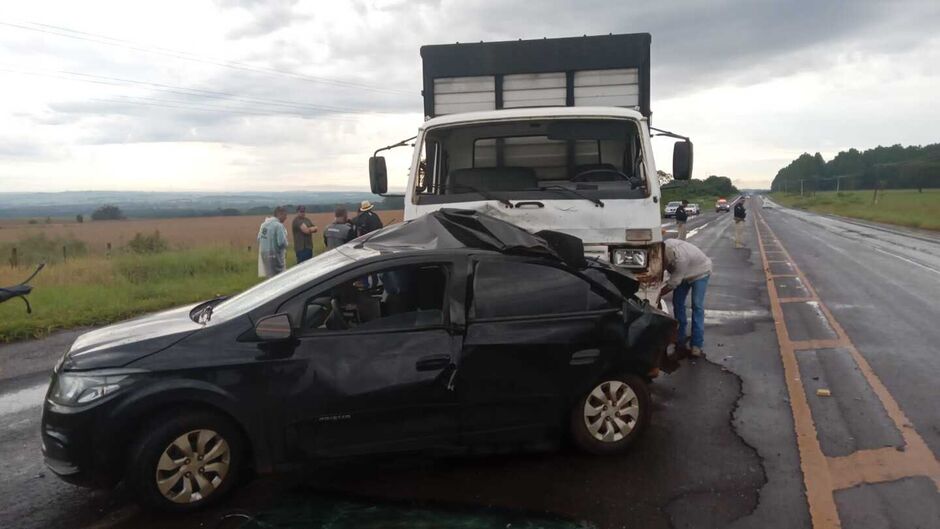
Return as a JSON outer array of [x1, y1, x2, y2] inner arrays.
[[449, 184, 514, 208], [538, 186, 605, 207]]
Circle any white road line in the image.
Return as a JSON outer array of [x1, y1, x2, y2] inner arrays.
[[873, 247, 940, 276], [687, 219, 717, 239], [0, 383, 46, 416]]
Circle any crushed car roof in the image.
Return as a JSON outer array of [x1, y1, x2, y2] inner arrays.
[[358, 208, 574, 265]]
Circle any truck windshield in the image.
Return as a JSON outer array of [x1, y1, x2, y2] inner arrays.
[[413, 119, 647, 205]]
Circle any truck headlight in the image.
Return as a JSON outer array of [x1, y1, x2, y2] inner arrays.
[[49, 369, 145, 406], [612, 248, 647, 269]]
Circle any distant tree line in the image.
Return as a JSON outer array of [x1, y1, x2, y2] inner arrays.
[[770, 143, 940, 193], [664, 175, 739, 197], [82, 196, 404, 221]]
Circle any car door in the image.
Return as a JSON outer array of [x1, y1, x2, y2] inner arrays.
[[455, 256, 621, 445], [270, 257, 463, 459]]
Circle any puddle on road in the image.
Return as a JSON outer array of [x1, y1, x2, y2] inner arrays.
[[219, 493, 590, 529], [0, 383, 46, 416]]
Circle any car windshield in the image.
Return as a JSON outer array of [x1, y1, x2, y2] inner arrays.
[[667, 202, 681, 206], [413, 118, 647, 205], [208, 247, 373, 322]]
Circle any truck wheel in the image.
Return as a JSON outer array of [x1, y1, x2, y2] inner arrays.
[[126, 410, 246, 512], [571, 374, 650, 455]]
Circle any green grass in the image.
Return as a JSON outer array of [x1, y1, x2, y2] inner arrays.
[[0, 243, 322, 343], [769, 189, 940, 231]]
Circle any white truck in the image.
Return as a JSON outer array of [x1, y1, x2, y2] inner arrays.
[[369, 33, 692, 303]]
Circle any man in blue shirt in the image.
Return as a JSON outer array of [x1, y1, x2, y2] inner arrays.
[[257, 206, 289, 278]]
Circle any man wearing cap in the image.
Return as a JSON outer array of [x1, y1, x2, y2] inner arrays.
[[324, 206, 356, 249], [660, 238, 712, 358], [353, 200, 383, 238], [291, 205, 317, 264]]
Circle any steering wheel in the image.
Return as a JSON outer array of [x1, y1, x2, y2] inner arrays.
[[572, 168, 631, 183]]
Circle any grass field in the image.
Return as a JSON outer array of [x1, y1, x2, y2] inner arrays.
[[0, 211, 401, 257], [769, 189, 940, 231], [0, 211, 402, 342]]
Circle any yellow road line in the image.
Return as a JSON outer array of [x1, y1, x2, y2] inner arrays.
[[754, 206, 940, 528]]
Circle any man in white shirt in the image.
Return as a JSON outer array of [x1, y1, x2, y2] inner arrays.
[[660, 238, 713, 358]]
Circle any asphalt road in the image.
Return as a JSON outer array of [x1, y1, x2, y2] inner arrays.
[[0, 199, 937, 529]]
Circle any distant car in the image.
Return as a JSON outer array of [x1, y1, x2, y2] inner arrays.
[[663, 201, 682, 218], [686, 203, 701, 215], [41, 209, 677, 512], [716, 199, 730, 212]]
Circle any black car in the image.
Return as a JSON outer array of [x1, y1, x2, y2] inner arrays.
[[41, 210, 676, 511]]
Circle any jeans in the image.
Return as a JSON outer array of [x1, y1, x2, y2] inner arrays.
[[672, 274, 709, 348], [733, 218, 745, 247], [295, 248, 313, 264]]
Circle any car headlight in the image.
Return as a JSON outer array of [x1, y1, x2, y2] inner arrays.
[[49, 369, 145, 406], [611, 248, 647, 269]]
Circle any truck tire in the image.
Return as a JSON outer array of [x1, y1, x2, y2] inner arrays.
[[126, 410, 246, 512], [571, 374, 651, 455]]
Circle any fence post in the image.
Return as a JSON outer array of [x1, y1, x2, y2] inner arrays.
[[107, 242, 112, 258], [63, 245, 67, 263], [9, 247, 16, 269]]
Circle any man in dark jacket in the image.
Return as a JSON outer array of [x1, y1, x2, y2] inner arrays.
[[354, 200, 383, 237], [675, 200, 689, 240], [733, 198, 747, 248], [324, 206, 356, 249]]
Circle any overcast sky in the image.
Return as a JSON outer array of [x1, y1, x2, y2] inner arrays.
[[1, 0, 938, 192]]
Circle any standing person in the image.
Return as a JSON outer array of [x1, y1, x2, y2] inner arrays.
[[257, 207, 289, 278], [733, 198, 747, 248], [353, 200, 383, 237], [291, 205, 317, 264], [675, 199, 689, 240], [324, 206, 355, 249], [661, 238, 713, 358]]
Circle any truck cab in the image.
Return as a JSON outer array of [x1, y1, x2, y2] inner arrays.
[[369, 34, 692, 303]]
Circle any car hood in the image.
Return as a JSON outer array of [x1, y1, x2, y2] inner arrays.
[[62, 303, 203, 371]]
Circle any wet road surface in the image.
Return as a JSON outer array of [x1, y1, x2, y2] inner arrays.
[[1, 199, 937, 528]]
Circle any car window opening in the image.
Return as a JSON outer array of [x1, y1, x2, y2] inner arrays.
[[302, 264, 447, 333]]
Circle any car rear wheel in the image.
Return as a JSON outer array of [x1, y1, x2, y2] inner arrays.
[[126, 410, 245, 512], [571, 374, 650, 455]]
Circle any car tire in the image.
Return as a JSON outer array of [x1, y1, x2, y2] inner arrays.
[[570, 374, 651, 455], [126, 410, 246, 512]]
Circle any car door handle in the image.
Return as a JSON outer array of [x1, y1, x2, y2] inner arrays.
[[415, 354, 451, 371]]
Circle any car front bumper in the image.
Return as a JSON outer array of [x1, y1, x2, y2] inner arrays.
[[41, 393, 122, 488]]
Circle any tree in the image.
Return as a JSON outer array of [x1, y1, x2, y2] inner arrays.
[[91, 204, 125, 221], [657, 170, 673, 186], [76, 214, 84, 223]]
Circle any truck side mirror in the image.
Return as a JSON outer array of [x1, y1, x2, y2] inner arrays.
[[255, 313, 293, 341], [369, 156, 388, 195], [672, 141, 693, 181]]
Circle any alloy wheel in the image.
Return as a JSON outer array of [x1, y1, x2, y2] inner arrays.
[[155, 429, 231, 504], [583, 380, 640, 443]]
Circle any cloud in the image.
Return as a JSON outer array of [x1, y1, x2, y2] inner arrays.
[[0, 0, 938, 191], [220, 0, 311, 40]]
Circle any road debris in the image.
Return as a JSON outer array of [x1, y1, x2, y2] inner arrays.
[[816, 389, 832, 397]]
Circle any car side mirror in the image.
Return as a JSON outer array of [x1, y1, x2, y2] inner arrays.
[[255, 313, 293, 341], [369, 156, 388, 195], [673, 141, 693, 181]]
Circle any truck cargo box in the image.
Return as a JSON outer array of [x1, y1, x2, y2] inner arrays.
[[420, 33, 651, 119]]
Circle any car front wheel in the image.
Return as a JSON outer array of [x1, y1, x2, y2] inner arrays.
[[126, 410, 245, 511], [571, 374, 650, 455]]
